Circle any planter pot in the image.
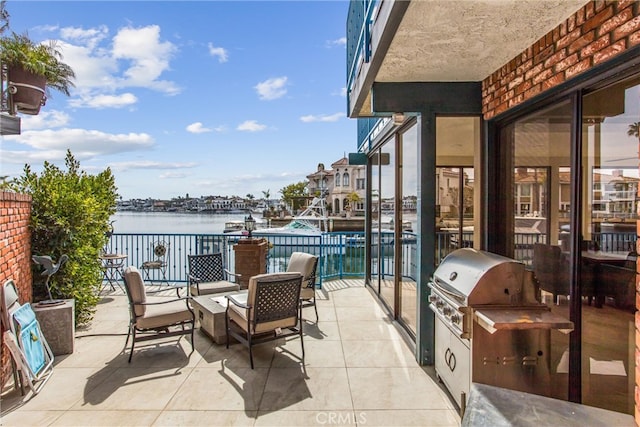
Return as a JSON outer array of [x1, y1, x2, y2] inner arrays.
[[7, 65, 47, 115]]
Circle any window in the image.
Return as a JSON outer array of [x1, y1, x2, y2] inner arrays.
[[335, 173, 341, 186], [343, 172, 350, 186], [356, 178, 365, 190]]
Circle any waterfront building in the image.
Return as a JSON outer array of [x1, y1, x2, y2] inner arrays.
[[347, 0, 640, 418]]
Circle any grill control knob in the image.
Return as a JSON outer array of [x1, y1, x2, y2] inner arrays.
[[435, 299, 444, 309], [450, 314, 460, 324], [428, 295, 437, 303], [442, 306, 452, 316]]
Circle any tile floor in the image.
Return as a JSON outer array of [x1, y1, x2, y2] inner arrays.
[[1, 279, 460, 426]]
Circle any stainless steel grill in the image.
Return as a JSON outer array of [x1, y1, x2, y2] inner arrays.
[[428, 248, 573, 413]]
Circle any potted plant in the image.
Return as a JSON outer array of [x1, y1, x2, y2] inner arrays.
[[0, 32, 75, 115]]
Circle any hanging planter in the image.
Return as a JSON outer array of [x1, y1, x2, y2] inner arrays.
[[0, 33, 75, 115], [7, 63, 47, 115]]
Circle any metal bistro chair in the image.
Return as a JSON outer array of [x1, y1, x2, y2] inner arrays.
[[188, 253, 241, 296], [225, 272, 304, 369], [140, 240, 170, 284]]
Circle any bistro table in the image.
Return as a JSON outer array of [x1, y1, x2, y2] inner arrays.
[[99, 253, 127, 293]]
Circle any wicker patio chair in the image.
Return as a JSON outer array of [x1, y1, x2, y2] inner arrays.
[[188, 253, 240, 296]]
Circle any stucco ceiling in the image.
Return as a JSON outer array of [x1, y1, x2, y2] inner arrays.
[[377, 0, 588, 82]]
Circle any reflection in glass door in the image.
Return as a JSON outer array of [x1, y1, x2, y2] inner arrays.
[[581, 76, 639, 414], [508, 99, 573, 402], [379, 139, 395, 310], [400, 124, 418, 334]]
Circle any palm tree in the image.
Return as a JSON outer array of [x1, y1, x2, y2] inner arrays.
[[0, 1, 9, 35], [628, 122, 640, 141]]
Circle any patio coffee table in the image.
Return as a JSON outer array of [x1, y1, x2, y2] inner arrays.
[[191, 291, 247, 344]]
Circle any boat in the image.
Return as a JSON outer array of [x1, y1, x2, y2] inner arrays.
[[223, 220, 246, 233], [253, 196, 328, 237]]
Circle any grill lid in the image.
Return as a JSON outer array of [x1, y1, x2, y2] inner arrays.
[[433, 248, 525, 305]]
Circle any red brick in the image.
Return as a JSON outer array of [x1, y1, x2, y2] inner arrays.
[[568, 30, 596, 54], [565, 58, 592, 79], [523, 83, 543, 100], [583, 5, 614, 33], [613, 16, 640, 41], [585, 2, 596, 19], [598, 7, 633, 37], [593, 39, 627, 64], [542, 73, 566, 91], [508, 93, 525, 108], [533, 68, 554, 85], [554, 53, 579, 73], [557, 27, 583, 50], [514, 80, 533, 96], [544, 49, 568, 68], [495, 102, 509, 115], [568, 13, 577, 32], [525, 63, 544, 81], [631, 29, 640, 47], [507, 75, 524, 90], [616, 0, 636, 12], [516, 59, 533, 76], [579, 35, 611, 59]]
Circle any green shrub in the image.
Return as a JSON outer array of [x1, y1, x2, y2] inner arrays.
[[12, 150, 118, 326]]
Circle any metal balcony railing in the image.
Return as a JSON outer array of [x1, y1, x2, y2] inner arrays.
[[103, 230, 636, 286]]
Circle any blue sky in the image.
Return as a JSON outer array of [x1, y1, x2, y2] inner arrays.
[[1, 1, 354, 200]]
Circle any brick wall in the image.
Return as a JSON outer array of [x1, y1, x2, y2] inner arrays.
[[0, 191, 32, 389], [482, 0, 640, 119], [481, 1, 640, 423]]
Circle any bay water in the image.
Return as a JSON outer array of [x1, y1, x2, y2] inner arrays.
[[111, 211, 249, 234]]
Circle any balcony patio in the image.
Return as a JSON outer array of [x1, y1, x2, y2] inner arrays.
[[0, 279, 460, 427]]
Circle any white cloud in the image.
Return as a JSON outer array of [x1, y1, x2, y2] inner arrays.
[[254, 76, 288, 100], [69, 93, 137, 109], [20, 110, 71, 130], [60, 25, 108, 49], [110, 161, 197, 171], [299, 112, 344, 123], [186, 122, 212, 134], [208, 42, 228, 63], [160, 172, 189, 179], [340, 87, 347, 97], [5, 129, 154, 159], [45, 24, 181, 109], [112, 25, 179, 95], [326, 37, 346, 47], [237, 120, 267, 132]]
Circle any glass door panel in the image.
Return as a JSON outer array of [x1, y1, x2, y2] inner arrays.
[[581, 76, 639, 414], [400, 124, 418, 334], [511, 99, 573, 401], [379, 139, 395, 309]]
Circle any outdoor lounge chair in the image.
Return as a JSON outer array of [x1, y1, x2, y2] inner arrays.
[[225, 272, 304, 369], [286, 252, 319, 321], [188, 253, 240, 296], [1, 279, 54, 395], [122, 266, 195, 362]]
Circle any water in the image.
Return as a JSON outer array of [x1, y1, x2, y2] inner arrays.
[[111, 212, 248, 234]]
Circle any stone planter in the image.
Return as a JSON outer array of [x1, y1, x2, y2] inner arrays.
[[32, 299, 75, 356]]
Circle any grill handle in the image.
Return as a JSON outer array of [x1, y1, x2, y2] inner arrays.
[[431, 279, 465, 303]]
